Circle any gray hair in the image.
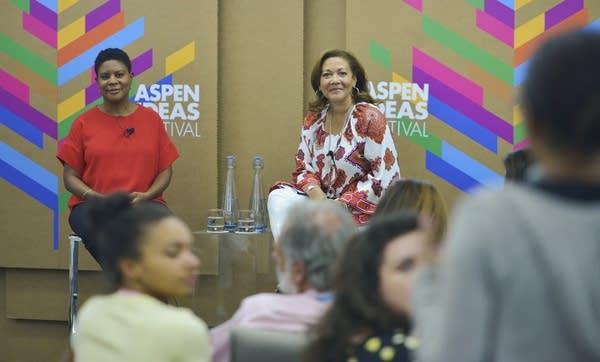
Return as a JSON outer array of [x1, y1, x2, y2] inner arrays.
[[279, 200, 357, 291]]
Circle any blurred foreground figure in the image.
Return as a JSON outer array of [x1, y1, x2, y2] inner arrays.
[[210, 200, 356, 362], [413, 30, 600, 362]]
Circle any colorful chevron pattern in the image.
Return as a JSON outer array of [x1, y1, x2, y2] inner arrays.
[[370, 0, 599, 193], [1, 0, 196, 249]]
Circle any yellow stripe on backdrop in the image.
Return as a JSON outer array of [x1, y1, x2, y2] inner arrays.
[[58, 0, 79, 13], [513, 105, 523, 126], [165, 42, 196, 75], [515, 13, 545, 48], [57, 17, 85, 49], [57, 90, 85, 123]]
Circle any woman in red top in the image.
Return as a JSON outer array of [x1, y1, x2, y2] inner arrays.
[[57, 48, 179, 265]]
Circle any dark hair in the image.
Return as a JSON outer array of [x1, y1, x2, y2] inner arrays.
[[308, 49, 376, 113], [521, 30, 600, 154], [375, 179, 447, 246], [88, 193, 173, 290], [304, 212, 421, 362], [94, 48, 132, 75], [503, 148, 533, 182]]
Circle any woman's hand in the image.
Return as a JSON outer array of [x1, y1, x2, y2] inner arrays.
[[304, 184, 328, 200], [130, 191, 150, 204], [63, 165, 102, 201]]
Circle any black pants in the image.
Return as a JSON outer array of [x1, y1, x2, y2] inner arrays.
[[69, 201, 170, 267], [69, 202, 102, 266]]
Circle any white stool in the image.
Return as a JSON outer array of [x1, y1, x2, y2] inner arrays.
[[68, 234, 82, 337]]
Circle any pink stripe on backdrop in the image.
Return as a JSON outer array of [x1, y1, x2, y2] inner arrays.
[[412, 47, 483, 105], [514, 139, 529, 150], [0, 69, 29, 103], [403, 0, 422, 12], [476, 9, 513, 47], [22, 12, 56, 48]]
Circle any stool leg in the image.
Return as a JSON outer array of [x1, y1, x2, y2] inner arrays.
[[68, 234, 81, 337]]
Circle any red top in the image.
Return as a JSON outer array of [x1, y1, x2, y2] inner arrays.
[[57, 105, 179, 209]]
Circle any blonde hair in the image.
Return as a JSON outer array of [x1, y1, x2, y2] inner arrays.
[[374, 179, 448, 245]]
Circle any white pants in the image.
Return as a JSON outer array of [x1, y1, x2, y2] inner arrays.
[[267, 187, 308, 241]]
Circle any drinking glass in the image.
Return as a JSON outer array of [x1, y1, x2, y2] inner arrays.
[[237, 209, 256, 233], [207, 208, 225, 232]]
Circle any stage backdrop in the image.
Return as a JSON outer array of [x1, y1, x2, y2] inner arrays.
[[0, 0, 217, 269], [347, 0, 600, 207]]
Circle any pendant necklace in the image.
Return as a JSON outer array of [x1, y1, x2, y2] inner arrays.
[[325, 105, 353, 193]]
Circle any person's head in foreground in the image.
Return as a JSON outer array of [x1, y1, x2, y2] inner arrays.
[[90, 192, 200, 301], [375, 179, 447, 247], [272, 200, 357, 294], [520, 30, 600, 182], [305, 212, 427, 362]]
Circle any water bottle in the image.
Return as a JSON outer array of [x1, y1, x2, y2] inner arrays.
[[249, 156, 268, 233], [222, 155, 239, 232]]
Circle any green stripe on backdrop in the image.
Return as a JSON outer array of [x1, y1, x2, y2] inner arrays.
[[0, 33, 56, 84], [390, 118, 443, 156], [513, 121, 527, 144], [59, 192, 70, 213], [422, 15, 513, 86], [10, 0, 29, 12], [369, 40, 392, 70], [406, 131, 442, 157], [466, 0, 484, 9]]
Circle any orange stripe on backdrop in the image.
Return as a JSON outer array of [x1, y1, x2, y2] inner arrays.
[[514, 8, 588, 66], [58, 12, 125, 66], [467, 63, 514, 105], [14, 63, 58, 103]]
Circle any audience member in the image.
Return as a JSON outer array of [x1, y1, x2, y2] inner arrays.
[[210, 200, 357, 362], [503, 148, 533, 182], [71, 193, 209, 362], [375, 179, 447, 246], [268, 49, 400, 240], [413, 30, 600, 362], [305, 212, 426, 362]]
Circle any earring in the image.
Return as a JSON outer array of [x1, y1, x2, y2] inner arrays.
[[353, 86, 359, 95], [315, 89, 322, 97]]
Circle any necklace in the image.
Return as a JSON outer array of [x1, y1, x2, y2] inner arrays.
[[327, 105, 352, 135], [326, 104, 353, 153], [324, 105, 353, 194], [101, 103, 137, 137]]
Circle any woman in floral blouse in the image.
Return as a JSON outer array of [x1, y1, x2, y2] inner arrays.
[[268, 49, 400, 239]]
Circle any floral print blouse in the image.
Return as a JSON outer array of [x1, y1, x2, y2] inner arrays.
[[291, 102, 400, 225]]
